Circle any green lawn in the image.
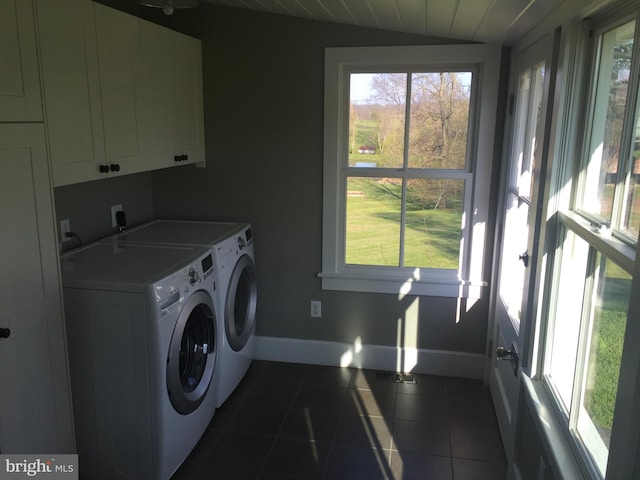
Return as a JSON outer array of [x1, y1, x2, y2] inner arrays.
[[583, 274, 630, 446], [345, 177, 461, 268]]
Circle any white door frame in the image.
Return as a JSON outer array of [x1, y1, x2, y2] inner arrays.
[[486, 29, 561, 478]]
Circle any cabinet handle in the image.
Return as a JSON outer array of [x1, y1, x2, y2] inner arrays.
[[110, 164, 120, 172], [99, 164, 110, 173], [0, 328, 10, 339]]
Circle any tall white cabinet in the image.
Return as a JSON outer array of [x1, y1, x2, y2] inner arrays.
[[36, 0, 205, 186], [0, 0, 75, 454], [0, 0, 42, 121]]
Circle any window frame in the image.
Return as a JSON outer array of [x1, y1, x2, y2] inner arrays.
[[535, 4, 640, 479], [320, 44, 502, 297], [574, 11, 640, 244]]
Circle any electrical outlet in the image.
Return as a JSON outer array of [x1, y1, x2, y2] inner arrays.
[[311, 300, 321, 318], [111, 204, 122, 227], [60, 219, 71, 242]]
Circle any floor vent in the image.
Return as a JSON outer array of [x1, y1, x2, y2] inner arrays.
[[375, 372, 416, 384]]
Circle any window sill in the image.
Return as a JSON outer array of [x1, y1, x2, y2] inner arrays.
[[318, 271, 487, 298], [522, 375, 588, 480]]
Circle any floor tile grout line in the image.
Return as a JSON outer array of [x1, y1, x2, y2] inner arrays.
[[254, 363, 311, 479], [444, 377, 456, 480]]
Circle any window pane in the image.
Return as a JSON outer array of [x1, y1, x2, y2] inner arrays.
[[346, 177, 400, 266], [408, 72, 471, 170], [577, 256, 630, 475], [512, 63, 545, 199], [621, 91, 640, 237], [546, 230, 590, 414], [583, 20, 636, 223], [349, 73, 406, 168], [498, 193, 530, 328], [404, 179, 464, 269]]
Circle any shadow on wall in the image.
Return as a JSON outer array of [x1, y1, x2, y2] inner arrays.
[[338, 290, 485, 377]]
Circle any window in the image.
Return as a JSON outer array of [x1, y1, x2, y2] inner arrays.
[[578, 19, 639, 241], [321, 45, 501, 297], [542, 10, 640, 478]]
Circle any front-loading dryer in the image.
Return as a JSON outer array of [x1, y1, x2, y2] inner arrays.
[[103, 219, 258, 407], [212, 224, 257, 407], [61, 243, 218, 480]]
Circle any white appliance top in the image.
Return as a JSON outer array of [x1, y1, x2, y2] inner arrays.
[[106, 220, 246, 247], [61, 242, 208, 293]]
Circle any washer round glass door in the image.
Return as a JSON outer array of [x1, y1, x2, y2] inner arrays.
[[225, 254, 257, 351], [167, 290, 217, 414]]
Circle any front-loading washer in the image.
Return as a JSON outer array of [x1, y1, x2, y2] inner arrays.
[[103, 219, 258, 407], [61, 242, 219, 480]]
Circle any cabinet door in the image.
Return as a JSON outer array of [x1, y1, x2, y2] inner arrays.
[[0, 124, 75, 453], [0, 0, 42, 122], [36, 0, 105, 186], [172, 31, 205, 166], [138, 19, 175, 170], [94, 3, 146, 176]]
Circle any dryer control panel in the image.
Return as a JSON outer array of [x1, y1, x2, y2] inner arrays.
[[153, 251, 214, 311]]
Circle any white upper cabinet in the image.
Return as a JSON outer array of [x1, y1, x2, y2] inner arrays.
[[36, 0, 106, 186], [94, 3, 147, 177], [35, 0, 205, 186], [0, 0, 42, 122], [171, 30, 205, 167], [138, 19, 205, 170]]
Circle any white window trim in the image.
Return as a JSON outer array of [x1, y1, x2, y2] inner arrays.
[[531, 6, 640, 479], [320, 44, 502, 297]]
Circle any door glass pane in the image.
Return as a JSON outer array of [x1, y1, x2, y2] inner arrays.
[[349, 73, 406, 168], [408, 72, 472, 170], [497, 61, 546, 329], [546, 230, 590, 414], [404, 178, 464, 269], [577, 256, 630, 475], [498, 193, 530, 328], [510, 69, 532, 190], [583, 20, 636, 223], [346, 177, 401, 266], [511, 63, 545, 199], [521, 63, 545, 198]]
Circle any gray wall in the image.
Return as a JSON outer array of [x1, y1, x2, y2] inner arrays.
[[151, 6, 499, 355], [54, 173, 154, 252]]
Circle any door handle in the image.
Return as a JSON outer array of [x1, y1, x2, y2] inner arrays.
[[496, 342, 519, 377], [0, 328, 10, 339]]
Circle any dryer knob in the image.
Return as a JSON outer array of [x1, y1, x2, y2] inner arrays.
[[238, 237, 246, 250], [188, 268, 200, 285]]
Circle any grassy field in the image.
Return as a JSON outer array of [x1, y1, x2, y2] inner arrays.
[[583, 269, 630, 446], [345, 177, 462, 268]]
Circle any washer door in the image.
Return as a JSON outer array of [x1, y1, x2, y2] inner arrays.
[[225, 254, 257, 351], [167, 290, 217, 415]]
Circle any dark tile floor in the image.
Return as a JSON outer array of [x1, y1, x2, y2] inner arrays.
[[171, 361, 506, 480]]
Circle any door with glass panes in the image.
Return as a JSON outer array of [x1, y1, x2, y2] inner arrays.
[[489, 31, 557, 470]]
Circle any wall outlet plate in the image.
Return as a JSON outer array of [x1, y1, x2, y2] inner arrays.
[[311, 300, 321, 318], [60, 219, 71, 242], [111, 204, 122, 227]]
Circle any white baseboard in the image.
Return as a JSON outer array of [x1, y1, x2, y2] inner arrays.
[[253, 336, 485, 379]]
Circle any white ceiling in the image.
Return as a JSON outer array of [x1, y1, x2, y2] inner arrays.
[[202, 0, 611, 44]]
